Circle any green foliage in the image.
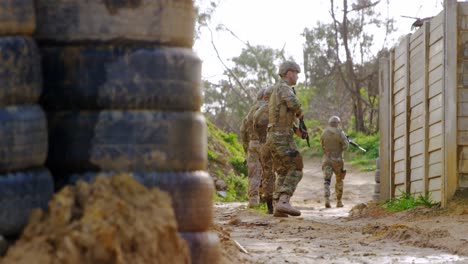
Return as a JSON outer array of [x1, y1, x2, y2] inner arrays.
[[251, 203, 268, 214], [215, 172, 249, 202], [207, 149, 218, 161], [345, 132, 380, 159], [229, 156, 247, 176], [383, 191, 438, 212]]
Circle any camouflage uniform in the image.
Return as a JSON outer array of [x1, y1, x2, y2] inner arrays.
[[240, 91, 265, 207], [253, 88, 275, 211], [320, 116, 349, 208], [266, 77, 303, 216]]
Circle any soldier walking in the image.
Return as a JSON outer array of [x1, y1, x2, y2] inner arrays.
[[266, 61, 304, 217], [240, 90, 265, 207], [320, 116, 349, 208]]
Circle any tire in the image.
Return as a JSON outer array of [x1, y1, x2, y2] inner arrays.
[[375, 169, 380, 183], [40, 45, 202, 111], [374, 183, 380, 194], [47, 110, 207, 174], [0, 0, 35, 35], [0, 37, 42, 106], [0, 169, 54, 236], [68, 171, 214, 232], [180, 232, 221, 264], [35, 0, 195, 47], [0, 105, 48, 173]]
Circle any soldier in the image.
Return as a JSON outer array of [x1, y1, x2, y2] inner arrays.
[[266, 61, 303, 217], [320, 116, 349, 208], [253, 87, 275, 214], [240, 90, 265, 207]]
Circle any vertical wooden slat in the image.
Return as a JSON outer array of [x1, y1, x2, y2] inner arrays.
[[379, 57, 391, 201], [444, 0, 458, 207], [405, 35, 411, 194], [423, 22, 430, 195], [390, 49, 396, 198]]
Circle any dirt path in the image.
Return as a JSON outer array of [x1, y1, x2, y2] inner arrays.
[[215, 158, 468, 263]]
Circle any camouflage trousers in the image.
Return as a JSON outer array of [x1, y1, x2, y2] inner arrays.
[[259, 142, 275, 200], [266, 128, 303, 200], [322, 158, 345, 201], [247, 140, 262, 201]]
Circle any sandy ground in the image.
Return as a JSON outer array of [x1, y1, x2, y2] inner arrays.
[[214, 158, 468, 264]]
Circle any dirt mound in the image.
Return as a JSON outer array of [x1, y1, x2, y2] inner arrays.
[[212, 224, 253, 264], [0, 174, 190, 264]]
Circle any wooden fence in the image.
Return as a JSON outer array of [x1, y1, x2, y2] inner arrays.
[[379, 0, 461, 206]]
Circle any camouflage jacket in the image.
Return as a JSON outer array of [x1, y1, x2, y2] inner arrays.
[[320, 126, 349, 160], [253, 100, 268, 144], [267, 80, 302, 131], [240, 101, 263, 151]]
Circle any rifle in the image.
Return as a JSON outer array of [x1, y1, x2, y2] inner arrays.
[[299, 117, 310, 148], [346, 135, 366, 152]]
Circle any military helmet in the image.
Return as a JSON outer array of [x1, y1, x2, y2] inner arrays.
[[256, 89, 265, 100], [278, 61, 301, 77], [328, 116, 341, 124]]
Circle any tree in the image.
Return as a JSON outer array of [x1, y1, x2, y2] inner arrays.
[[303, 0, 395, 133]]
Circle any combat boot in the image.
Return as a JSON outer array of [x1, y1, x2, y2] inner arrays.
[[276, 194, 301, 216], [336, 200, 344, 208], [325, 197, 331, 208], [266, 198, 273, 214], [273, 199, 288, 217]]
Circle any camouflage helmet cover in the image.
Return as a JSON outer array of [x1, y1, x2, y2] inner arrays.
[[278, 61, 301, 76], [328, 116, 341, 124]]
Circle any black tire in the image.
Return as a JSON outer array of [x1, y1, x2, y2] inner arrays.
[[374, 183, 380, 194], [375, 169, 380, 183], [35, 0, 195, 47], [180, 232, 221, 264], [47, 110, 207, 174], [0, 0, 35, 36], [0, 105, 48, 173], [0, 169, 54, 236], [67, 171, 214, 232], [40, 45, 202, 111], [0, 37, 42, 106]]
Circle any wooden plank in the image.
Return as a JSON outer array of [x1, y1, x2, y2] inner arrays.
[[458, 102, 468, 116], [410, 179, 424, 193], [459, 2, 468, 29], [394, 112, 406, 127], [429, 65, 443, 86], [457, 131, 468, 145], [430, 23, 443, 44], [429, 94, 443, 111], [394, 77, 406, 94], [411, 154, 424, 169], [394, 159, 405, 173], [394, 172, 406, 184], [429, 38, 444, 56], [429, 190, 442, 203], [429, 50, 443, 71], [410, 115, 424, 132], [409, 128, 424, 144], [410, 64, 424, 81], [394, 100, 407, 115], [410, 89, 424, 107], [429, 108, 443, 125], [410, 103, 424, 119], [429, 79, 443, 99], [429, 162, 442, 178], [395, 38, 409, 58], [410, 49, 424, 66], [410, 168, 424, 181], [389, 50, 395, 199], [410, 26, 424, 44], [410, 141, 424, 157], [429, 177, 442, 191], [394, 136, 405, 150], [395, 184, 407, 196], [393, 66, 407, 93], [394, 88, 406, 104], [460, 61, 468, 86], [429, 122, 442, 138], [458, 117, 468, 130], [444, 0, 457, 208], [430, 11, 444, 30], [422, 22, 429, 196], [394, 124, 406, 138], [394, 147, 406, 162], [428, 134, 442, 152], [429, 149, 442, 165], [458, 88, 468, 102], [410, 77, 424, 95]]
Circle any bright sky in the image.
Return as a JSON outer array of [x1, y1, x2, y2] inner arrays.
[[193, 0, 444, 82]]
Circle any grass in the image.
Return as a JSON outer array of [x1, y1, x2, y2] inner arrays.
[[214, 172, 249, 202], [383, 191, 438, 212]]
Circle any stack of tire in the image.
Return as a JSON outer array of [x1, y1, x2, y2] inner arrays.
[[0, 0, 54, 242], [374, 157, 380, 202], [35, 1, 220, 263]]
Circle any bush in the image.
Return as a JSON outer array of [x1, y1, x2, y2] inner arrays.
[[216, 172, 248, 202], [383, 191, 438, 212]]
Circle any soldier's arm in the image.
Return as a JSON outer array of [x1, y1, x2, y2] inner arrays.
[[280, 86, 302, 114], [340, 130, 350, 151]]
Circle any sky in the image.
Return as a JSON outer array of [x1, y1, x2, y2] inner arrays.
[[193, 0, 445, 82]]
